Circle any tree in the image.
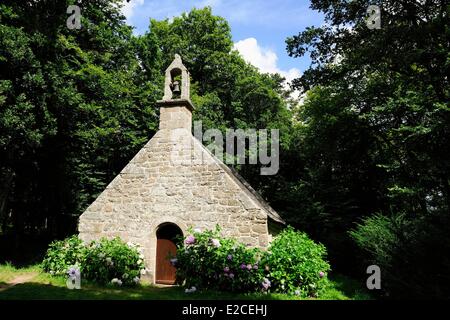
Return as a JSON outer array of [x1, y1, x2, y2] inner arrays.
[[286, 0, 449, 297], [0, 0, 162, 247]]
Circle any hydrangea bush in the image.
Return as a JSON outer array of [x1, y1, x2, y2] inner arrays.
[[42, 236, 145, 287], [174, 226, 331, 297], [42, 235, 86, 276], [175, 226, 265, 292], [83, 238, 145, 286], [262, 226, 331, 297]]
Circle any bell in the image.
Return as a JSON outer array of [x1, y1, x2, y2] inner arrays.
[[170, 81, 181, 95]]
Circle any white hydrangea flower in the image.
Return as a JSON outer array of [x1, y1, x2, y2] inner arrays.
[[133, 277, 140, 284], [140, 269, 146, 275], [185, 286, 197, 293], [105, 257, 114, 267], [211, 239, 221, 248]]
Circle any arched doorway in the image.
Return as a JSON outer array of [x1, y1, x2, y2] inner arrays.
[[155, 223, 183, 285]]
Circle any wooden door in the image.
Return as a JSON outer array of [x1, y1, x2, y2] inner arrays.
[[155, 238, 177, 284]]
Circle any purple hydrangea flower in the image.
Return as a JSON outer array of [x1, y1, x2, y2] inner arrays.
[[319, 271, 325, 278], [185, 235, 196, 245], [253, 264, 259, 270], [240, 263, 247, 270], [246, 264, 252, 271], [227, 254, 233, 261], [229, 273, 235, 279], [223, 267, 230, 273]]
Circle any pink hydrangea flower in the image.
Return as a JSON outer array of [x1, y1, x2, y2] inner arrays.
[[185, 235, 196, 245]]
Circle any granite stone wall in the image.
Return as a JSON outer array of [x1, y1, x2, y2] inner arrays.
[[78, 106, 272, 282]]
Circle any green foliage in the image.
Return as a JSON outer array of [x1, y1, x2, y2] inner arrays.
[[175, 226, 264, 293], [263, 227, 330, 297], [0, 0, 161, 239], [175, 226, 331, 297], [350, 211, 450, 299], [349, 213, 406, 269], [284, 0, 449, 298], [42, 236, 144, 287], [83, 238, 145, 287], [42, 235, 86, 276]]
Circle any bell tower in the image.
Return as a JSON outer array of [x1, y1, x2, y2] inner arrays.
[[157, 54, 194, 130]]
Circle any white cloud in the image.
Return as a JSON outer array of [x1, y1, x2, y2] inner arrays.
[[233, 38, 301, 86], [199, 0, 222, 7], [121, 0, 145, 20]]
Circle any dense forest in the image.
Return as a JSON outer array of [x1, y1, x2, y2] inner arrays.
[[0, 0, 448, 299]]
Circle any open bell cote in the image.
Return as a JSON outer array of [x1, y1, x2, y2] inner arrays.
[[157, 54, 194, 130], [163, 54, 191, 101]]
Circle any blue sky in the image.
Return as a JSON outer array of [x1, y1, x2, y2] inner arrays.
[[121, 0, 324, 83]]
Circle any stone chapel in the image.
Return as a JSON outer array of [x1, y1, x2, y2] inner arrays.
[[78, 54, 285, 284]]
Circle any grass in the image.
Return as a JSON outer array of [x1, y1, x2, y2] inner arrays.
[[0, 264, 371, 300], [0, 263, 42, 283]]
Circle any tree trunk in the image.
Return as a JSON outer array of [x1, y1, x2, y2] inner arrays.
[[0, 169, 14, 233]]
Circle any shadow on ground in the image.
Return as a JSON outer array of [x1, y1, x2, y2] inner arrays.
[[0, 281, 293, 300]]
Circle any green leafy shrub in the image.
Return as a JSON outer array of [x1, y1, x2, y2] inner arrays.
[[174, 226, 331, 297], [83, 238, 145, 286], [42, 235, 86, 276], [175, 226, 265, 292], [349, 213, 405, 270], [42, 236, 145, 287], [263, 226, 331, 297], [350, 211, 450, 299]]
